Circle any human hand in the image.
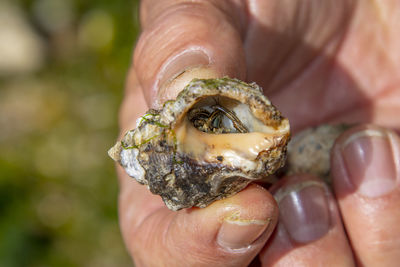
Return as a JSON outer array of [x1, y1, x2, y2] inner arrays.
[[117, 0, 400, 266]]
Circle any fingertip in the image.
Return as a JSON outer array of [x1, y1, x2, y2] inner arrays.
[[215, 185, 278, 251], [156, 65, 218, 108], [330, 124, 400, 266], [122, 182, 277, 265], [133, 1, 246, 107], [160, 184, 277, 265], [270, 175, 333, 244], [260, 174, 354, 266], [222, 184, 278, 233], [331, 124, 400, 198], [182, 184, 278, 250]]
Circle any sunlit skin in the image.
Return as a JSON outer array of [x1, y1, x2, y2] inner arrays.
[[117, 1, 400, 266]]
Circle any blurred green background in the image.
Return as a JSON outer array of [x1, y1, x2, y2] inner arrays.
[[0, 0, 139, 266]]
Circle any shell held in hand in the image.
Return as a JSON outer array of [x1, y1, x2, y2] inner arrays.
[[108, 78, 290, 211]]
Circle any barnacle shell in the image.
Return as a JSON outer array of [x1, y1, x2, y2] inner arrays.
[[108, 78, 290, 210]]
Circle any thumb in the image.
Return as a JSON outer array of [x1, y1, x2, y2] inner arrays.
[[125, 184, 278, 266], [134, 0, 247, 108]]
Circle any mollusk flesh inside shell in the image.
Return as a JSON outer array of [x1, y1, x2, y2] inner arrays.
[[108, 78, 290, 210]]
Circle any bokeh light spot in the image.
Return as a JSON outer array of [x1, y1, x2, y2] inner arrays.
[[78, 10, 114, 51]]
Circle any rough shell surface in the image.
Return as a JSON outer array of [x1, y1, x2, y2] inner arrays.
[[109, 78, 290, 210], [284, 124, 350, 184]]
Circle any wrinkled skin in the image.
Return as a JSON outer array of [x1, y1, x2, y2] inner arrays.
[[117, 1, 400, 266]]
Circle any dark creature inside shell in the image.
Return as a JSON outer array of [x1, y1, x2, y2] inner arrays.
[[108, 78, 290, 210]]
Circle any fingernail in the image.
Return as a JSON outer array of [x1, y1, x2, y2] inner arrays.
[[340, 128, 399, 198], [155, 50, 216, 107], [274, 180, 331, 243], [217, 212, 271, 251]]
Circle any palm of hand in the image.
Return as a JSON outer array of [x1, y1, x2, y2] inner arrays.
[[244, 1, 400, 132]]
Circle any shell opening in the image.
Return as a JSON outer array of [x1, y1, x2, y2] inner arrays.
[[186, 96, 282, 134], [188, 97, 248, 134], [174, 96, 289, 170]]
